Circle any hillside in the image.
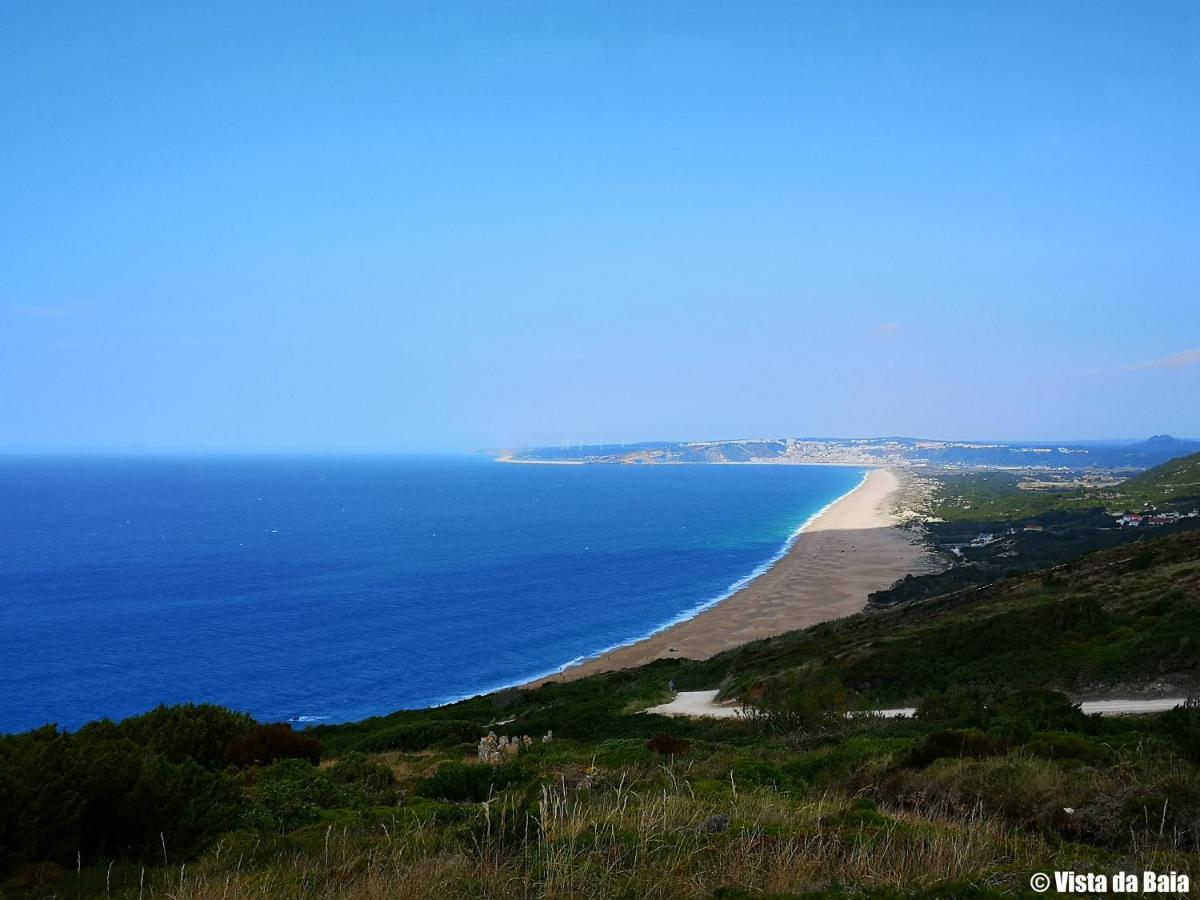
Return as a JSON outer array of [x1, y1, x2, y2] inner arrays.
[[5, 530, 1200, 897], [865, 453, 1200, 610], [926, 450, 1200, 523], [1120, 451, 1200, 511], [700, 530, 1200, 704]]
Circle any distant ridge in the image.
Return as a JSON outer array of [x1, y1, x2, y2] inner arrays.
[[503, 435, 1200, 471]]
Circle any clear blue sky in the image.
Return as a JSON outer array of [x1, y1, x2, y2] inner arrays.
[[2, 2, 1197, 452]]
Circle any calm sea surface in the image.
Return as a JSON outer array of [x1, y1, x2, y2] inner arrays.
[[0, 457, 864, 732]]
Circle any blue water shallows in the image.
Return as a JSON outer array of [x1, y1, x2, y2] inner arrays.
[[0, 457, 865, 732]]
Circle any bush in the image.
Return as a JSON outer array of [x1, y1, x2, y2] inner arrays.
[[419, 761, 525, 803], [1130, 550, 1156, 571], [751, 671, 849, 733], [1079, 770, 1200, 850], [1022, 732, 1110, 764], [885, 755, 1088, 830], [245, 759, 349, 832], [592, 738, 648, 767], [224, 723, 321, 768], [906, 729, 1009, 768], [991, 689, 1087, 741], [646, 733, 691, 756], [0, 724, 242, 872], [731, 762, 789, 791], [465, 787, 542, 851], [1159, 706, 1200, 763], [116, 704, 255, 767], [326, 752, 397, 806], [353, 720, 480, 754], [917, 687, 989, 729]]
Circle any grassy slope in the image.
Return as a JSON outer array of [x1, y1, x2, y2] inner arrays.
[[695, 531, 1200, 704], [1121, 451, 1200, 510]]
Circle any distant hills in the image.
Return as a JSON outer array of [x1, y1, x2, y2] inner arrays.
[[503, 434, 1200, 471]]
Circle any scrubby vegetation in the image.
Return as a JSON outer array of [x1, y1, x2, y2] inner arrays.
[[871, 452, 1200, 607], [3, 464, 1200, 897], [7, 684, 1200, 897], [924, 452, 1200, 524]]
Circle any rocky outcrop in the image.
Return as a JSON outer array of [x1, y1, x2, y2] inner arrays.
[[477, 730, 550, 764]]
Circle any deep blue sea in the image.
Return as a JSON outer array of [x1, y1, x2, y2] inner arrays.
[[0, 457, 864, 733]]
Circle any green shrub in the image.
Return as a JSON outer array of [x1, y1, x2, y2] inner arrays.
[[885, 755, 1088, 830], [916, 687, 989, 729], [1079, 770, 1200, 850], [465, 786, 542, 851], [592, 738, 649, 767], [906, 729, 1008, 768], [245, 759, 349, 832], [224, 723, 321, 768], [752, 670, 849, 733], [1022, 732, 1110, 764], [419, 761, 526, 803], [731, 762, 789, 791], [1130, 550, 1156, 571], [326, 752, 397, 806], [0, 724, 242, 873], [353, 720, 480, 754], [782, 734, 910, 789], [990, 689, 1088, 741], [115, 704, 254, 767], [1158, 706, 1200, 763]]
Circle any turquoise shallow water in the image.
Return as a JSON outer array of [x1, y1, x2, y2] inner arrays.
[[0, 457, 864, 732]]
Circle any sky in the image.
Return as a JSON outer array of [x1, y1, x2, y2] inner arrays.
[[1, 2, 1198, 453]]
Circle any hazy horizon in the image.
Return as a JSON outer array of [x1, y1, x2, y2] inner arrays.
[[0, 432, 1196, 459], [3, 3, 1198, 453]]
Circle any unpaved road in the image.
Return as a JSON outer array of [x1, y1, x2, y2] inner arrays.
[[644, 690, 1189, 720]]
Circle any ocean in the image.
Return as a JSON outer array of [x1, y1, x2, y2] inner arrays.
[[0, 457, 865, 732]]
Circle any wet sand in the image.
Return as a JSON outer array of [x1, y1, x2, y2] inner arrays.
[[529, 468, 933, 684]]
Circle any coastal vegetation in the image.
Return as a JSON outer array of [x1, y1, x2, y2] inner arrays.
[[4, 456, 1200, 897], [870, 452, 1200, 607]]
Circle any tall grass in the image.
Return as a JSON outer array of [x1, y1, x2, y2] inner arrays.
[[120, 778, 1079, 899]]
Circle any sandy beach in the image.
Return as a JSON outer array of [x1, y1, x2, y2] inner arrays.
[[530, 467, 934, 683]]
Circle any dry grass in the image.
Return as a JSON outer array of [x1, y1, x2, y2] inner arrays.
[[157, 778, 1055, 900]]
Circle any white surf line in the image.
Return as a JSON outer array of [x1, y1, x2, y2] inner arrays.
[[645, 691, 1190, 720], [507, 470, 873, 695]]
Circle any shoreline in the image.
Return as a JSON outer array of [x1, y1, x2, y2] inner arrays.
[[523, 467, 934, 686]]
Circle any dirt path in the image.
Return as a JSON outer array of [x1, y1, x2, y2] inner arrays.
[[644, 691, 1190, 720]]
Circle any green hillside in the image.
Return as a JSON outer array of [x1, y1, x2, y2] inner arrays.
[[930, 450, 1200, 523], [1120, 451, 1200, 511], [697, 530, 1200, 704], [869, 454, 1200, 608]]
